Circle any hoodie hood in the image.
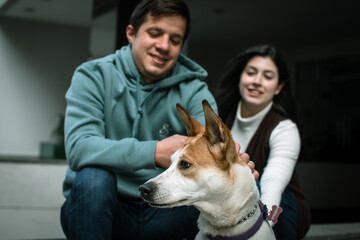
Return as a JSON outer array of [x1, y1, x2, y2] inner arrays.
[[115, 44, 208, 90]]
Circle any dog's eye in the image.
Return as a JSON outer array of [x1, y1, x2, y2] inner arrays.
[[179, 160, 191, 170]]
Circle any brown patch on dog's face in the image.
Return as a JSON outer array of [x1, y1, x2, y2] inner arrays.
[[175, 100, 248, 180], [174, 134, 244, 182]]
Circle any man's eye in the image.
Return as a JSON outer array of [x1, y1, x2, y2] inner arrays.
[[179, 160, 191, 170], [148, 31, 160, 37], [170, 39, 181, 46]]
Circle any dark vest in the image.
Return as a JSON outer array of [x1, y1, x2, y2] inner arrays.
[[225, 107, 311, 239]]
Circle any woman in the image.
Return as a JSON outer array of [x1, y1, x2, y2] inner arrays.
[[215, 45, 311, 240]]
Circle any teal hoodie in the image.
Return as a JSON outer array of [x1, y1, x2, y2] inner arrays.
[[63, 44, 217, 199]]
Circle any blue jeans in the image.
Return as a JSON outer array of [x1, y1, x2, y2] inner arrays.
[[256, 180, 298, 240], [60, 167, 200, 240]]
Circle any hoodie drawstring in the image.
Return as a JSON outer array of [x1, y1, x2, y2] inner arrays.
[[132, 78, 158, 138]]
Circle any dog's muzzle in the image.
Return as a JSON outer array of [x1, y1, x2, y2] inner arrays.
[[139, 182, 157, 200]]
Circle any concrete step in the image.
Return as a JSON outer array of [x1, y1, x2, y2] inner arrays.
[[304, 222, 360, 240]]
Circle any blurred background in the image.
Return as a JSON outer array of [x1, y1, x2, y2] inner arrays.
[[0, 0, 359, 239]]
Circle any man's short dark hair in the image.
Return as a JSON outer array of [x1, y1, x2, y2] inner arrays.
[[129, 0, 191, 42]]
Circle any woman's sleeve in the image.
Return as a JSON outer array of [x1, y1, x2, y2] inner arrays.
[[260, 119, 300, 225]]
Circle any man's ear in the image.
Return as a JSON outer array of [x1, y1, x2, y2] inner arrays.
[[126, 25, 135, 43]]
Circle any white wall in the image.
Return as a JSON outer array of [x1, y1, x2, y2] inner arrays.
[[0, 161, 67, 239], [0, 18, 90, 157]]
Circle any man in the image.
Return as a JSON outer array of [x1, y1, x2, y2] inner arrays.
[[60, 0, 217, 239], [60, 0, 258, 239]]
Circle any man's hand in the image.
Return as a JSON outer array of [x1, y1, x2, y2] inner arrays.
[[155, 134, 187, 169], [235, 143, 259, 180]]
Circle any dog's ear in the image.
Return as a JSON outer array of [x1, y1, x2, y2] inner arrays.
[[203, 100, 238, 164], [176, 103, 205, 137], [202, 100, 228, 145]]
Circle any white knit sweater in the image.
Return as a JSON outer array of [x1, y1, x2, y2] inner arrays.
[[231, 101, 300, 226]]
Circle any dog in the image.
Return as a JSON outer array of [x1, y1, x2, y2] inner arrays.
[[139, 100, 275, 240]]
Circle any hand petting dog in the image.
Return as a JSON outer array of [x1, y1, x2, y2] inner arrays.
[[236, 143, 260, 180]]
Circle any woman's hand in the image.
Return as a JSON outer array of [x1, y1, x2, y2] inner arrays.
[[235, 143, 260, 180]]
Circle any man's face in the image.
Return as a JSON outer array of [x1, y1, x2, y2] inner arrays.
[[126, 13, 186, 84]]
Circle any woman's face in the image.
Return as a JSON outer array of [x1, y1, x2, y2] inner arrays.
[[239, 56, 284, 117], [239, 56, 284, 116]]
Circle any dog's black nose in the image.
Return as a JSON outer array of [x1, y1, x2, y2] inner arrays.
[[139, 182, 157, 199]]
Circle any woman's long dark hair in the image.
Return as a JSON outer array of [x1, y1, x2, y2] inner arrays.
[[215, 44, 299, 127]]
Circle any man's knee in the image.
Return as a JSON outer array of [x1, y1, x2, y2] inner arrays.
[[72, 167, 117, 201], [61, 167, 117, 239]]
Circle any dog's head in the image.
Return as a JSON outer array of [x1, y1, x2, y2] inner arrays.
[[139, 100, 254, 210]]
